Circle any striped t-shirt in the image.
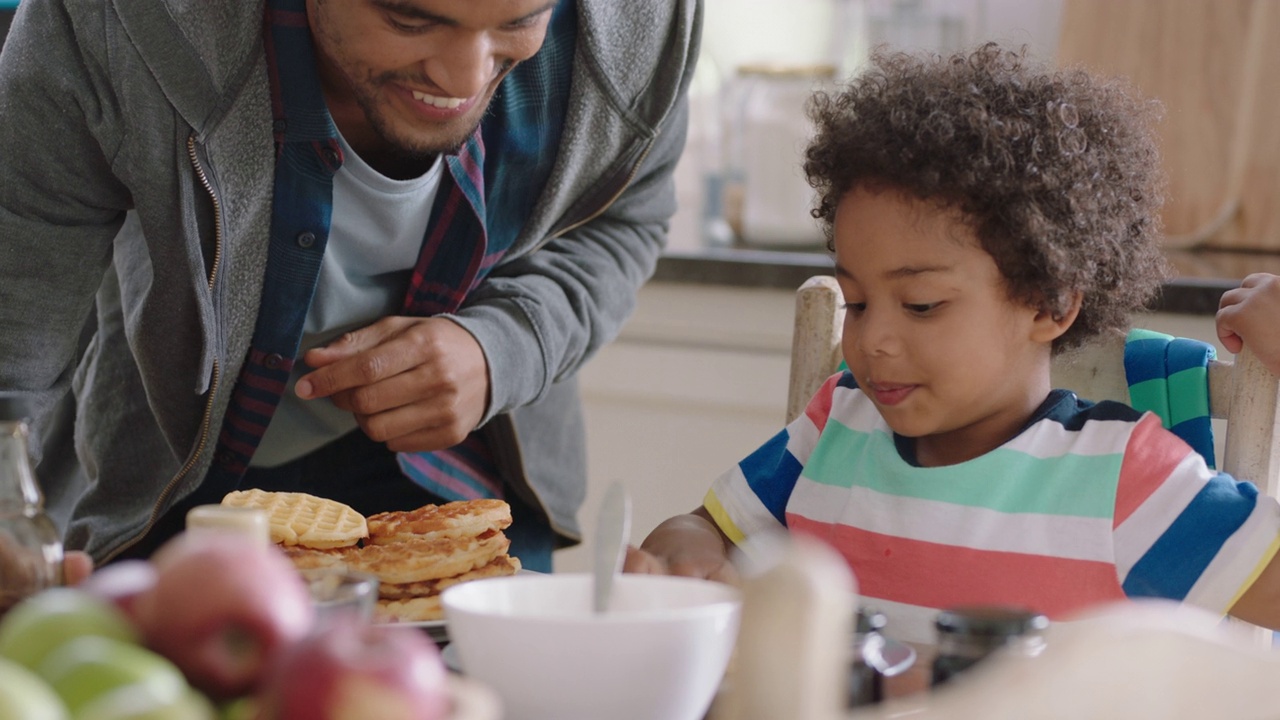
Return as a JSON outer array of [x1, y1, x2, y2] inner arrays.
[[705, 371, 1280, 643]]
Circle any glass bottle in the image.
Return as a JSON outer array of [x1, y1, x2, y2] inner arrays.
[[930, 605, 1048, 688], [0, 395, 64, 612], [848, 606, 889, 707]]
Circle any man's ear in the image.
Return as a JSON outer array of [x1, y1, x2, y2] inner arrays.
[[1030, 290, 1083, 344]]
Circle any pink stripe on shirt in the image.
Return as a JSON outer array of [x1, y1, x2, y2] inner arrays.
[[789, 514, 1127, 618], [1114, 413, 1195, 527]]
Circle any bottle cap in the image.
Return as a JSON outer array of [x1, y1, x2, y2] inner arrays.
[[185, 504, 271, 546], [934, 605, 1049, 638]]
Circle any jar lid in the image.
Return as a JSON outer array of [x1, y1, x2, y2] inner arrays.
[[185, 504, 271, 546], [934, 606, 1049, 638], [736, 62, 837, 79], [855, 606, 887, 635]]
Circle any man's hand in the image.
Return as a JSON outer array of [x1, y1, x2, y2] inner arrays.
[[65, 551, 93, 585], [1217, 273, 1280, 377], [295, 316, 490, 452]]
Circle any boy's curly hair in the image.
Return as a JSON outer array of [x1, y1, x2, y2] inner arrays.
[[804, 43, 1169, 352]]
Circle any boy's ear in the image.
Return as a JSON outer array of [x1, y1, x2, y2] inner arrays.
[[1030, 290, 1083, 344]]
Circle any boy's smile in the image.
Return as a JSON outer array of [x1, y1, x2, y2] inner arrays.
[[833, 186, 1074, 467]]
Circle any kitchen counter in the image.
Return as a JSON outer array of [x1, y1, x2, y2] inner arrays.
[[652, 246, 1280, 316]]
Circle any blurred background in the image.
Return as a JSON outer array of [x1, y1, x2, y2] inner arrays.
[[674, 0, 1280, 281]]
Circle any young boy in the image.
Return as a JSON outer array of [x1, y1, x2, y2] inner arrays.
[[625, 44, 1280, 643], [1218, 273, 1280, 378]]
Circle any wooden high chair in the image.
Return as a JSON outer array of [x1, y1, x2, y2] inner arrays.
[[785, 274, 1280, 493]]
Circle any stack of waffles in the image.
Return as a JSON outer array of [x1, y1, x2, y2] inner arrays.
[[220, 489, 521, 622]]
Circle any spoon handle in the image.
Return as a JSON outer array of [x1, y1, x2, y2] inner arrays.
[[592, 481, 632, 614]]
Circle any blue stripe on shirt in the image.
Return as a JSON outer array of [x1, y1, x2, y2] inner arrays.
[[739, 429, 803, 525], [1123, 474, 1258, 599]]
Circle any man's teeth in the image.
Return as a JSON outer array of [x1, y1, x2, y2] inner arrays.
[[410, 91, 465, 109]]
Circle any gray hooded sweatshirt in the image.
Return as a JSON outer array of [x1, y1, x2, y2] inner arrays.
[[0, 0, 701, 561]]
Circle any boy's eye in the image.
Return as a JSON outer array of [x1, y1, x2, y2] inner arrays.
[[904, 302, 941, 315], [843, 302, 866, 314]]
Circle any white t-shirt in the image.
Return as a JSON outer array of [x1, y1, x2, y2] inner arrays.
[[252, 134, 444, 467]]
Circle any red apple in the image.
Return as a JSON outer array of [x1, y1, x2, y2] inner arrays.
[[131, 532, 314, 700], [256, 614, 450, 720], [79, 559, 159, 623]]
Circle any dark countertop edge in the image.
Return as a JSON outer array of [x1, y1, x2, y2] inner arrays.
[[652, 247, 1236, 316]]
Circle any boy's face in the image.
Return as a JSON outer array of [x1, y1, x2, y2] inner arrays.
[[833, 187, 1067, 466], [307, 0, 556, 159]]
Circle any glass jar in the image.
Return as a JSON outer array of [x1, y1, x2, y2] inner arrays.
[[848, 606, 916, 707], [0, 395, 64, 612], [721, 63, 836, 249], [930, 605, 1048, 688]]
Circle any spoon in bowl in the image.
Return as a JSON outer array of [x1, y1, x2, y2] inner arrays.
[[592, 481, 632, 614]]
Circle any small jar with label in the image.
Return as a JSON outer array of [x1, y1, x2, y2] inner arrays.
[[0, 395, 64, 613], [930, 605, 1049, 688], [848, 606, 917, 707]]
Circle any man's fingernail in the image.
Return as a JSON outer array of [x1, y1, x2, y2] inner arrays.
[[296, 379, 313, 399]]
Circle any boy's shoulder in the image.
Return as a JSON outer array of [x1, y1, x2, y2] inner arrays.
[[1043, 390, 1146, 431]]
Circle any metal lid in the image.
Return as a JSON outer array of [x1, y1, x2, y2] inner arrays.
[[185, 505, 271, 546], [736, 62, 837, 79], [934, 605, 1050, 638], [855, 606, 887, 635]]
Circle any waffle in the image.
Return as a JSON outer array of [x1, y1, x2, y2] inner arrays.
[[377, 554, 522, 601], [349, 529, 511, 585], [366, 498, 512, 544], [280, 527, 512, 584], [374, 555, 525, 623], [376, 596, 443, 623], [270, 496, 523, 622], [221, 489, 368, 549]]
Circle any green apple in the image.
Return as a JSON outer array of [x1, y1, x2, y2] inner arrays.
[[0, 588, 138, 671], [74, 685, 216, 720], [37, 635, 186, 716], [0, 656, 68, 720]]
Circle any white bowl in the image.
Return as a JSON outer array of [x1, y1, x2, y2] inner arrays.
[[442, 573, 741, 720]]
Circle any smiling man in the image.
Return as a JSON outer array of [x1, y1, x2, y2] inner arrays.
[[0, 0, 702, 575]]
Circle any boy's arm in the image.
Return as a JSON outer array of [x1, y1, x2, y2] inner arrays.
[[624, 507, 739, 585], [1217, 273, 1280, 377], [1226, 550, 1280, 629]]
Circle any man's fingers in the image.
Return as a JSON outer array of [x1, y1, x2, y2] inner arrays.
[[63, 551, 94, 586], [299, 331, 424, 400]]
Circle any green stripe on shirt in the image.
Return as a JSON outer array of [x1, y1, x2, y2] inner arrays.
[[802, 419, 1122, 517]]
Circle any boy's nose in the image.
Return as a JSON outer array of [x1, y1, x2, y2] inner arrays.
[[855, 312, 899, 357]]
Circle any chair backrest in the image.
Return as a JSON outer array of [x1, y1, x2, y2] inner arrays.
[[786, 274, 1280, 494]]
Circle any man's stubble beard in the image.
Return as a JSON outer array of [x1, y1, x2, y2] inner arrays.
[[352, 72, 485, 161]]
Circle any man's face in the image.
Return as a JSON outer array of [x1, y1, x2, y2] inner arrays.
[[308, 0, 556, 160]]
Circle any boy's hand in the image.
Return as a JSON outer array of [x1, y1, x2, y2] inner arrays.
[[622, 512, 740, 585], [1217, 273, 1280, 377]]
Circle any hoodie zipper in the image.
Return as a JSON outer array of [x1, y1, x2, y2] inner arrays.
[[539, 139, 657, 250], [101, 135, 226, 562]]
